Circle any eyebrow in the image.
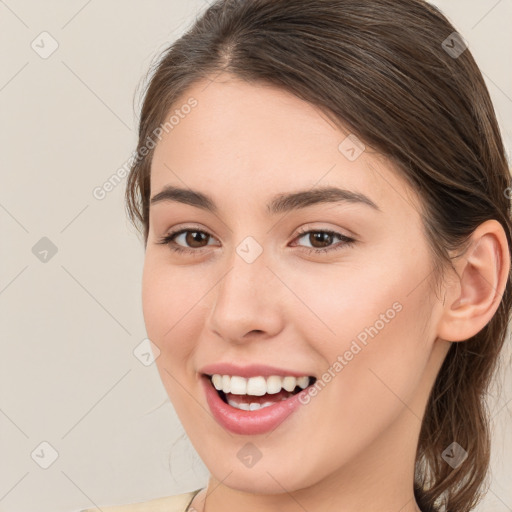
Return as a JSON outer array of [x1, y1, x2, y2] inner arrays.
[[150, 185, 380, 214]]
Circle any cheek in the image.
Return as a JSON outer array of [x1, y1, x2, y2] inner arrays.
[[141, 256, 169, 340], [282, 272, 435, 483], [290, 251, 435, 406], [285, 258, 421, 352], [141, 253, 208, 365], [141, 256, 203, 412]]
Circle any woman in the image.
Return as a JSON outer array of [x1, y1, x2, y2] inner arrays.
[[83, 0, 512, 511]]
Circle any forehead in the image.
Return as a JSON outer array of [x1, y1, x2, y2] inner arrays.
[[150, 73, 421, 217]]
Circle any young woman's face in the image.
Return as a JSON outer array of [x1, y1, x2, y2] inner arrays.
[[142, 72, 450, 494]]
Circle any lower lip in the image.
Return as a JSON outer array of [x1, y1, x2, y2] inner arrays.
[[201, 375, 311, 435]]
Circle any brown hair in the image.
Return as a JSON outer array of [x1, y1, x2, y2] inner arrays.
[[125, 1, 512, 510]]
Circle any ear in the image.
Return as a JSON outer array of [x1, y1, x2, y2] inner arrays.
[[437, 219, 510, 342]]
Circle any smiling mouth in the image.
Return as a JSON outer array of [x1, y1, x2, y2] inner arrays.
[[205, 374, 317, 411]]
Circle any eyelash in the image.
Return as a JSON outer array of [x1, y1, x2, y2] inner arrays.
[[156, 226, 356, 256]]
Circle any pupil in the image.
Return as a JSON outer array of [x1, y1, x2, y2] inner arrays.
[[312, 232, 331, 248], [187, 231, 207, 247]]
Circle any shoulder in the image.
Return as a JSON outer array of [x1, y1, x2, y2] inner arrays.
[[79, 488, 203, 512]]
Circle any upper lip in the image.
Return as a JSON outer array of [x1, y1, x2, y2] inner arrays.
[[199, 362, 315, 379]]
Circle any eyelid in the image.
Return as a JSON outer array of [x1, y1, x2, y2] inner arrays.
[[295, 223, 357, 240]]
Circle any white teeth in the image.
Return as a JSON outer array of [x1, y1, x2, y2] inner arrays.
[[246, 376, 267, 396], [226, 399, 276, 411], [212, 374, 223, 391], [234, 401, 251, 411], [210, 374, 312, 396], [297, 376, 309, 389], [282, 376, 297, 392], [221, 375, 231, 393], [266, 375, 282, 394], [226, 398, 289, 411], [229, 376, 247, 395]]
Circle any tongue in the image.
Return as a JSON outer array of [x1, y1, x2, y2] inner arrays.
[[224, 388, 295, 405]]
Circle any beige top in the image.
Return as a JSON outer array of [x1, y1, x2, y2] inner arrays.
[[80, 488, 203, 512]]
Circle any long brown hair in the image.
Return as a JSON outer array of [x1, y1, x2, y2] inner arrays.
[[125, 1, 512, 510]]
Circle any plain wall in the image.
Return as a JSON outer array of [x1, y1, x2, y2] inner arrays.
[[0, 1, 510, 511]]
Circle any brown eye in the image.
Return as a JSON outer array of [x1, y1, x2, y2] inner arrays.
[[183, 231, 210, 248], [157, 228, 217, 255], [307, 231, 335, 249], [293, 229, 356, 254]]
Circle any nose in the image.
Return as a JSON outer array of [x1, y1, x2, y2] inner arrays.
[[206, 248, 286, 344]]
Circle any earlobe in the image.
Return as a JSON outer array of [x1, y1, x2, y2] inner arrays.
[[437, 220, 510, 342]]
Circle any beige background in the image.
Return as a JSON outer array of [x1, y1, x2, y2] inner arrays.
[[0, 1, 511, 511]]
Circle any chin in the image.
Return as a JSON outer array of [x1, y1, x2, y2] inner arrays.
[[214, 470, 307, 495]]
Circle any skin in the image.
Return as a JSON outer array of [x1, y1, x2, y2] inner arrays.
[[141, 72, 510, 512]]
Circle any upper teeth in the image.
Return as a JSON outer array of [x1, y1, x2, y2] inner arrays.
[[211, 374, 311, 395]]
